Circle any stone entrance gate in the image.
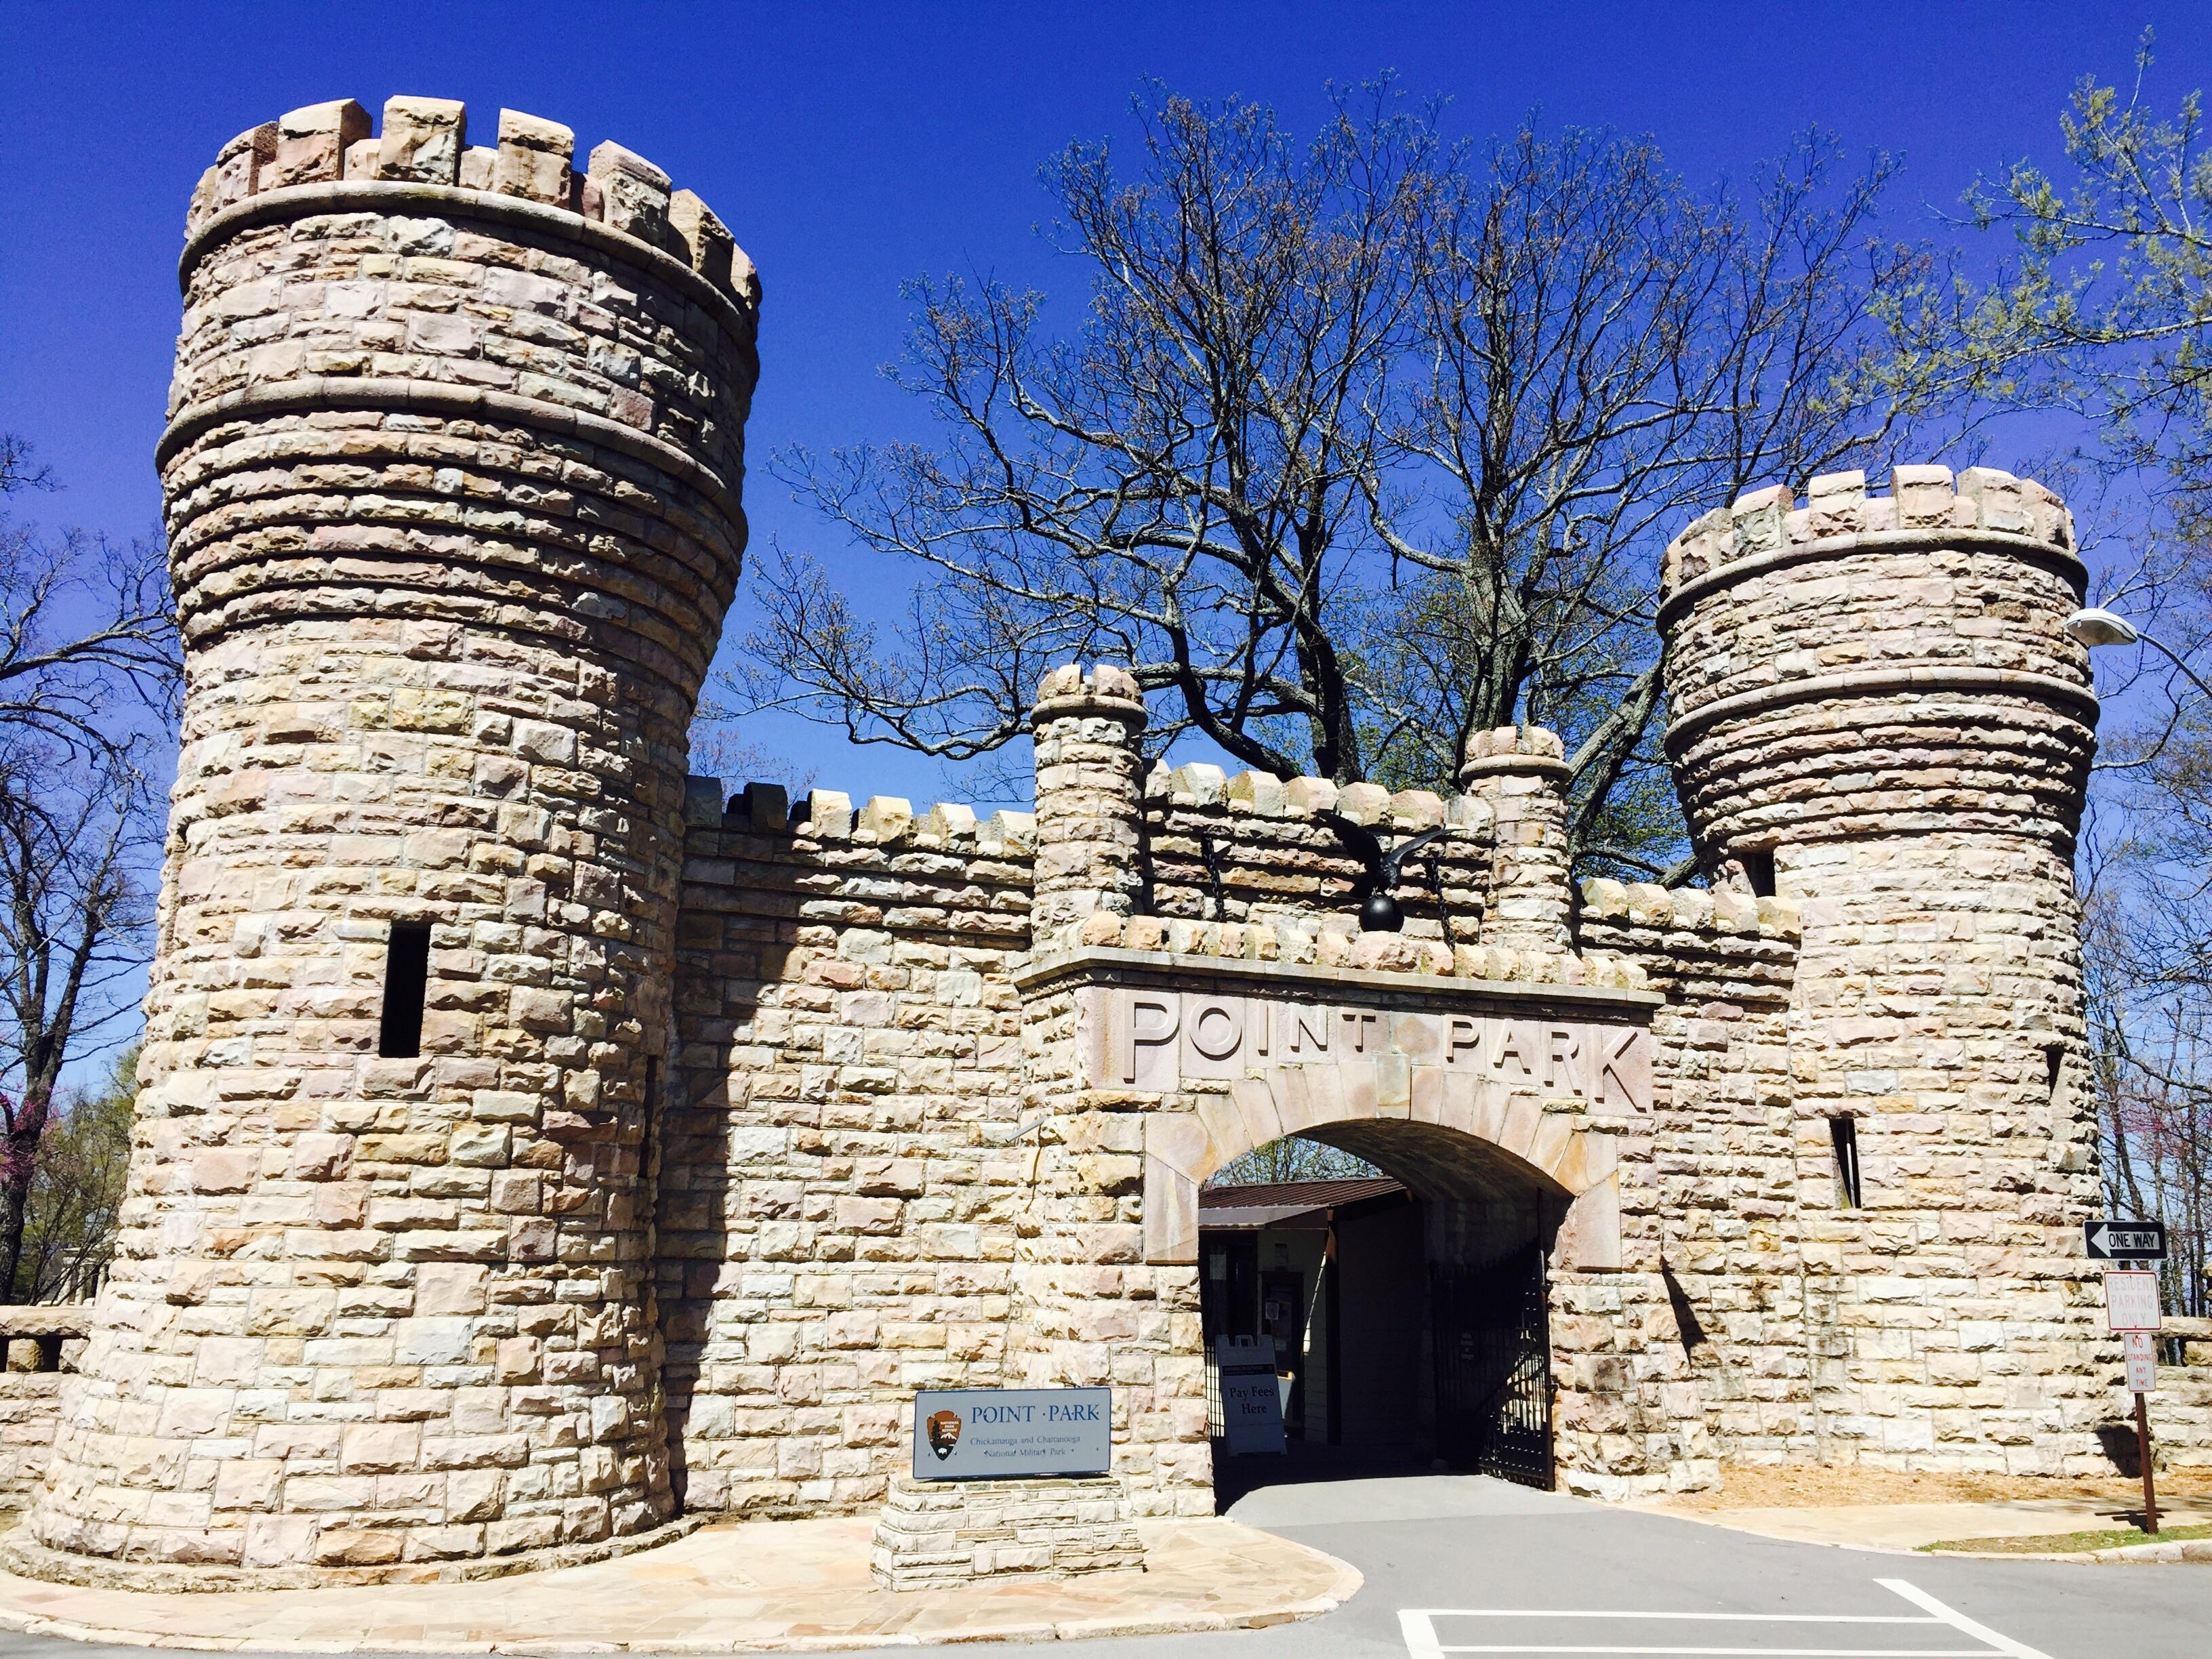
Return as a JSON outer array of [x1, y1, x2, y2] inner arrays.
[[2, 91, 2137, 1591], [1012, 943, 1666, 1500]]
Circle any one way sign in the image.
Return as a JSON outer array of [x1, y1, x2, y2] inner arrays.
[[2085, 1219, 2167, 1262]]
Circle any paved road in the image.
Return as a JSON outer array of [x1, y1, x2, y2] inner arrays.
[[0, 1477, 2201, 1659], [920, 1475, 2198, 1659]]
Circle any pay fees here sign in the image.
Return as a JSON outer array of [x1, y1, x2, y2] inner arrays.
[[910, 1387, 1112, 1481], [1216, 1336, 1286, 1456]]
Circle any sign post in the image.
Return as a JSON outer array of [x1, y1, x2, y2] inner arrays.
[[2097, 1229, 2166, 1536]]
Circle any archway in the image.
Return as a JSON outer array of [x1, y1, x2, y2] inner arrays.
[[1159, 1059, 1626, 1502], [1144, 1056, 1623, 1275]]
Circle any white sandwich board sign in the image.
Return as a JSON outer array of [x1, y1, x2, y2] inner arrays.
[[1216, 1335, 1285, 1455]]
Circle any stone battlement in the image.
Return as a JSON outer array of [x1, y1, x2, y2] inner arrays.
[[1578, 879, 1799, 941], [1660, 465, 2081, 607], [185, 97, 756, 309], [695, 775, 1038, 855], [1049, 910, 1647, 990], [1145, 760, 1491, 834]]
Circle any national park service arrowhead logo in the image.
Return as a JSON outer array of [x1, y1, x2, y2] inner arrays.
[[925, 1409, 962, 1461]]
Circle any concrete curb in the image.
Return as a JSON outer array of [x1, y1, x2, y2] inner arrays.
[[2085, 1538, 2212, 1563]]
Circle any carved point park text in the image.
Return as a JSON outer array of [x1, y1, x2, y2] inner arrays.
[[1080, 987, 1652, 1113]]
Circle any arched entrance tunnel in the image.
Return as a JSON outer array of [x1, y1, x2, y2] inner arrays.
[[1198, 1121, 1568, 1505]]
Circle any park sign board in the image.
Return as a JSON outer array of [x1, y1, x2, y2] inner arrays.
[[909, 1387, 1111, 1481], [1081, 984, 1652, 1113], [2085, 1219, 2167, 1262]]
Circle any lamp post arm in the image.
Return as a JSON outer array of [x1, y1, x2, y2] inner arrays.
[[2134, 628, 2212, 707]]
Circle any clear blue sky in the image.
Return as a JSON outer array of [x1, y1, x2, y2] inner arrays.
[[3, 1, 2206, 809]]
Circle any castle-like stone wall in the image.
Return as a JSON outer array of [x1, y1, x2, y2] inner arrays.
[[6, 89, 2175, 1590], [1662, 468, 2110, 1473], [656, 785, 1035, 1518]]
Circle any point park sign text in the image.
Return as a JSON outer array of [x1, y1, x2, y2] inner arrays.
[[1080, 985, 1652, 1115]]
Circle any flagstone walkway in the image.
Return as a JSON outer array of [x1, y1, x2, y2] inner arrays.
[[0, 1517, 1358, 1653]]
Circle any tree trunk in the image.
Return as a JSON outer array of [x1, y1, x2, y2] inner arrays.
[[0, 1089, 51, 1302], [0, 1158, 33, 1303]]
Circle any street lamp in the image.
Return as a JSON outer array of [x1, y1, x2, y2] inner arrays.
[[2065, 608, 2212, 703]]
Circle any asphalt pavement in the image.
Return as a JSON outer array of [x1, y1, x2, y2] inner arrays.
[[0, 1474, 2203, 1659], [901, 1474, 2207, 1659]]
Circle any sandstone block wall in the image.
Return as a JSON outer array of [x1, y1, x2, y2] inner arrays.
[[869, 1475, 1143, 1589], [1137, 761, 1491, 942], [23, 90, 2169, 1584], [657, 786, 1036, 1518], [1577, 880, 1806, 1465]]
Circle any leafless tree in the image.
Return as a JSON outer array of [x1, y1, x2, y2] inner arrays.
[[1364, 125, 1941, 868], [0, 435, 176, 1298], [2, 439, 178, 758], [0, 750, 159, 1298], [735, 83, 1948, 873]]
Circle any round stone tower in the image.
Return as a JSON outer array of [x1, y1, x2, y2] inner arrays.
[[1660, 466, 2110, 1472], [14, 97, 758, 1584]]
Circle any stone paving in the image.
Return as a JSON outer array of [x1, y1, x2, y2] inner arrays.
[[0, 1516, 1357, 1652]]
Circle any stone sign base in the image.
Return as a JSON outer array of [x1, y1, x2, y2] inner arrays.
[[869, 1477, 1143, 1591]]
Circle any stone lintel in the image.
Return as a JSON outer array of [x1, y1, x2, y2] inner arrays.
[[1014, 945, 1662, 1013]]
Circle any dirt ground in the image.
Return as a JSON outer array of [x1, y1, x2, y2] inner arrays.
[[1671, 1462, 2212, 1510]]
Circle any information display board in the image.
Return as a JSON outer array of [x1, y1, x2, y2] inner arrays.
[[909, 1387, 1111, 1481]]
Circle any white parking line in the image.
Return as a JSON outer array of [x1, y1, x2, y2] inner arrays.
[[1397, 1576, 2053, 1659], [1875, 1580, 2056, 1659]]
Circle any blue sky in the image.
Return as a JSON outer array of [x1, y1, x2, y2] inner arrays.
[[3, 1, 2207, 813]]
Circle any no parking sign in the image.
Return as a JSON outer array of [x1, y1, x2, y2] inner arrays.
[[2104, 1270, 2162, 1332]]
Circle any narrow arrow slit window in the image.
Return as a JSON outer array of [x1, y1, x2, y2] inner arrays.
[[1830, 1115, 1862, 1209], [378, 920, 433, 1059], [1742, 848, 1777, 899]]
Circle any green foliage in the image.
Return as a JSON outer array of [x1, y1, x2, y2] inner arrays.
[[1958, 40, 2212, 1315], [14, 1045, 135, 1302], [1961, 34, 2212, 531]]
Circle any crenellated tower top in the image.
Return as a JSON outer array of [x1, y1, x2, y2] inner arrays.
[[185, 96, 758, 310], [1659, 464, 2096, 874]]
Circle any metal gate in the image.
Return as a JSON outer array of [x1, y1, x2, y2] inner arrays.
[[1430, 1244, 1553, 1488]]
